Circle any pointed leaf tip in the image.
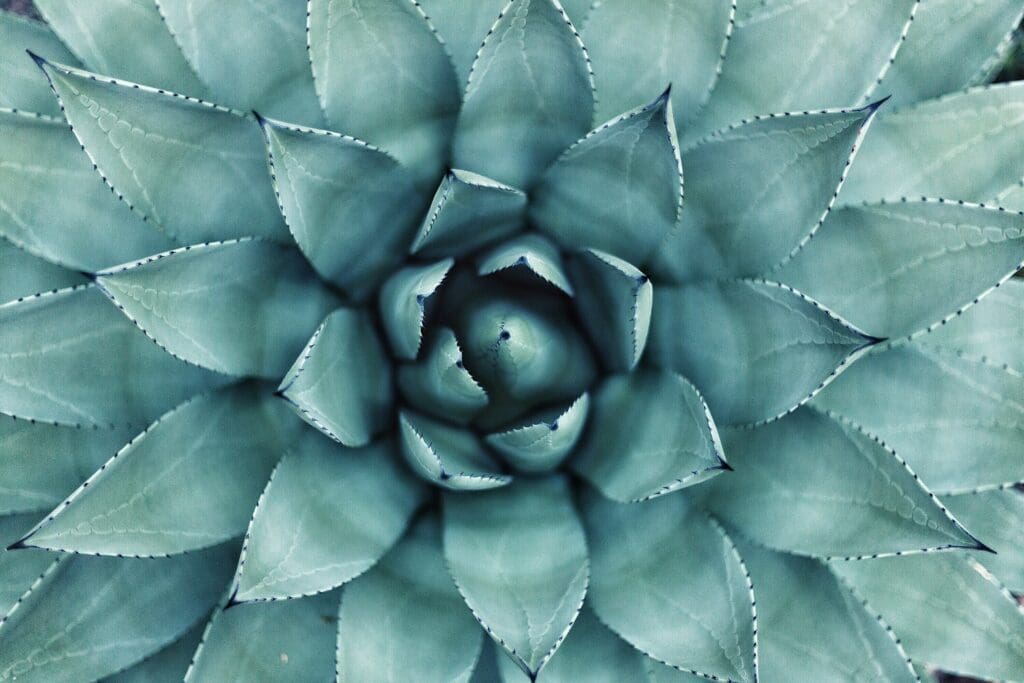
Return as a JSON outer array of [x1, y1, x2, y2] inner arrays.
[[25, 48, 46, 67]]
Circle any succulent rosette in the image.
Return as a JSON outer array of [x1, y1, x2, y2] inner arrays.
[[1, 1, 1024, 681]]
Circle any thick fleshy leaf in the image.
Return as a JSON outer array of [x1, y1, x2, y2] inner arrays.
[[397, 327, 489, 426], [17, 385, 292, 557], [308, 0, 459, 187], [157, 0, 322, 125], [398, 410, 511, 490], [0, 239, 83, 304], [232, 433, 424, 602], [832, 553, 1024, 681], [708, 407, 979, 559], [106, 622, 205, 683], [0, 285, 219, 428], [35, 59, 285, 244], [34, 0, 207, 96], [486, 393, 588, 473], [841, 82, 1024, 209], [185, 593, 337, 682], [777, 200, 1024, 339], [531, 91, 682, 267], [0, 12, 79, 115], [418, 0, 505, 85], [573, 370, 725, 502], [95, 239, 338, 378], [869, 0, 1024, 107], [411, 169, 526, 259], [379, 258, 454, 360], [336, 515, 483, 683], [0, 110, 173, 272], [452, 0, 595, 189], [692, 0, 916, 139], [654, 106, 879, 282], [734, 539, 916, 682], [582, 490, 756, 683], [0, 544, 235, 683], [477, 234, 573, 296], [566, 249, 652, 371], [444, 476, 589, 678], [648, 279, 875, 426], [259, 116, 423, 301], [944, 488, 1024, 593], [923, 278, 1024, 371], [277, 307, 392, 447], [0, 514, 56, 618], [583, 1, 734, 129], [814, 342, 1024, 494]]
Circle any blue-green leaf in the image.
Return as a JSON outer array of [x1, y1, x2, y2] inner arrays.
[[232, 433, 424, 603], [106, 622, 205, 683], [185, 592, 338, 682], [944, 488, 1024, 593], [0, 285, 220, 428], [572, 370, 725, 502], [379, 258, 454, 361], [0, 514, 57, 619], [0, 239, 83, 305], [411, 169, 526, 259], [486, 393, 588, 474], [278, 307, 392, 448], [308, 0, 459, 188], [477, 234, 573, 296], [452, 0, 595, 189], [814, 342, 1024, 494], [336, 515, 483, 683], [95, 239, 338, 379], [922, 278, 1024, 372], [582, 490, 756, 683], [648, 279, 875, 426], [17, 385, 293, 557], [418, 0, 505, 86], [35, 59, 284, 244], [444, 476, 588, 678], [398, 410, 510, 491], [397, 327, 489, 426], [531, 91, 682, 267], [259, 115, 424, 301], [708, 407, 979, 559], [0, 12, 79, 115], [0, 544, 235, 683]]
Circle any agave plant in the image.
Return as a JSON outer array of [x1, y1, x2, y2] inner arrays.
[[1, 0, 1024, 681]]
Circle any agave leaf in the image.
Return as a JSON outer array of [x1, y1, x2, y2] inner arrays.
[[0, 110, 174, 272], [0, 514, 57, 618], [572, 370, 725, 502], [0, 285, 221, 428], [16, 385, 292, 557], [943, 488, 1024, 593], [566, 249, 652, 371], [398, 410, 511, 491], [452, 0, 595, 189], [336, 515, 483, 683], [841, 82, 1024, 209], [411, 169, 527, 259], [832, 553, 1024, 681], [654, 106, 880, 282], [156, 0, 322, 126], [232, 433, 424, 602], [708, 407, 979, 558], [733, 538, 916, 682], [105, 622, 205, 683], [776, 199, 1024, 339], [278, 308, 393, 448], [813, 342, 1024, 494], [307, 0, 459, 188], [692, 0, 916, 140], [0, 239, 84, 305], [922, 278, 1024, 372], [0, 544, 235, 683], [258, 115, 424, 302], [33, 0, 207, 96], [648, 279, 876, 426], [582, 0, 734, 130], [867, 0, 1024, 108], [531, 91, 682, 268], [477, 234, 573, 296], [379, 258, 455, 361], [95, 239, 338, 379], [185, 593, 338, 682], [34, 59, 285, 244], [0, 12, 79, 115], [397, 327, 489, 426], [443, 476, 588, 679], [582, 489, 756, 683], [486, 393, 588, 473], [418, 0, 504, 86]]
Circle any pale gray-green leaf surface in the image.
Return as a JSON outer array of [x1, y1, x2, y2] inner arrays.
[[0, 12, 79, 115], [0, 239, 83, 305], [398, 410, 510, 491], [486, 393, 589, 473], [922, 278, 1024, 371], [477, 234, 573, 296], [943, 488, 1024, 593], [379, 258, 454, 360], [397, 327, 489, 426]]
